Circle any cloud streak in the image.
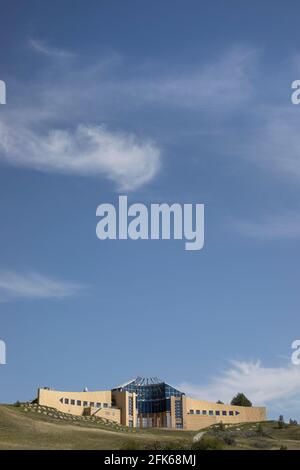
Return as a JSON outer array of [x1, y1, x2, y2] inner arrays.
[[178, 360, 300, 413], [29, 38, 75, 59], [243, 109, 300, 182], [233, 212, 300, 240], [0, 271, 83, 301], [130, 47, 256, 109], [0, 44, 259, 191], [0, 121, 161, 191], [0, 40, 163, 191]]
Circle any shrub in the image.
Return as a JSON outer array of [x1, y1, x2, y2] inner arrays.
[[160, 440, 190, 451], [252, 440, 272, 449], [122, 439, 190, 451], [121, 440, 142, 450], [14, 401, 21, 407], [256, 423, 265, 436], [142, 440, 190, 451], [191, 436, 223, 450], [218, 421, 225, 431], [222, 435, 236, 446]]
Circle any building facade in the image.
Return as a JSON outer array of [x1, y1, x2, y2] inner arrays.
[[37, 377, 266, 431]]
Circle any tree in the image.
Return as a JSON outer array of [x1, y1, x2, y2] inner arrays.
[[216, 400, 224, 404], [230, 393, 252, 407], [278, 415, 285, 429], [289, 418, 298, 426]]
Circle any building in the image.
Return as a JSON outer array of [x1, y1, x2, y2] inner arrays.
[[37, 377, 266, 431]]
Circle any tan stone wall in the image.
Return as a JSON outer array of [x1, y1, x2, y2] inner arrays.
[[38, 388, 114, 417], [92, 406, 121, 423], [37, 387, 267, 431], [112, 390, 127, 426], [185, 414, 217, 430], [112, 390, 137, 427], [184, 396, 266, 430]]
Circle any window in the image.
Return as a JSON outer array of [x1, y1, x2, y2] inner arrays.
[[128, 397, 134, 416], [222, 410, 227, 416], [103, 403, 108, 408], [71, 399, 75, 405], [202, 410, 207, 415], [64, 398, 69, 405], [209, 410, 214, 415], [215, 410, 220, 416], [189, 409, 194, 414], [196, 410, 200, 415], [229, 410, 234, 416], [96, 402, 101, 408], [90, 402, 95, 407], [112, 378, 185, 419], [174, 399, 182, 418], [77, 400, 81, 406], [83, 401, 88, 407]]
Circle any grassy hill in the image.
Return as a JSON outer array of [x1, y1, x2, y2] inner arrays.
[[0, 404, 193, 450], [0, 404, 300, 450]]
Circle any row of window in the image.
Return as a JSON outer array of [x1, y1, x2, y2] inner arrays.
[[189, 409, 239, 416], [128, 396, 134, 416], [175, 399, 183, 419], [62, 398, 109, 408]]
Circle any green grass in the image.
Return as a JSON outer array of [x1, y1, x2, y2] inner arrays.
[[1, 405, 300, 450], [0, 405, 190, 450], [202, 421, 300, 450]]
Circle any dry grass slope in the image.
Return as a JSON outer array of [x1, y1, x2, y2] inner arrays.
[[0, 405, 191, 450], [1, 405, 300, 450]]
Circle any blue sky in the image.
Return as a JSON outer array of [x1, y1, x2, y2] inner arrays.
[[1, 0, 300, 420]]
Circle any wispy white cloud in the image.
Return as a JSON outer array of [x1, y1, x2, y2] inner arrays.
[[0, 121, 160, 191], [0, 40, 163, 191], [178, 360, 300, 414], [29, 38, 75, 59], [0, 44, 256, 190], [37, 45, 255, 112], [243, 108, 300, 182], [233, 212, 300, 239], [23, 44, 256, 118], [0, 271, 83, 301], [131, 47, 256, 109]]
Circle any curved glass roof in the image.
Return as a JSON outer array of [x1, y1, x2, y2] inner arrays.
[[112, 377, 184, 396]]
